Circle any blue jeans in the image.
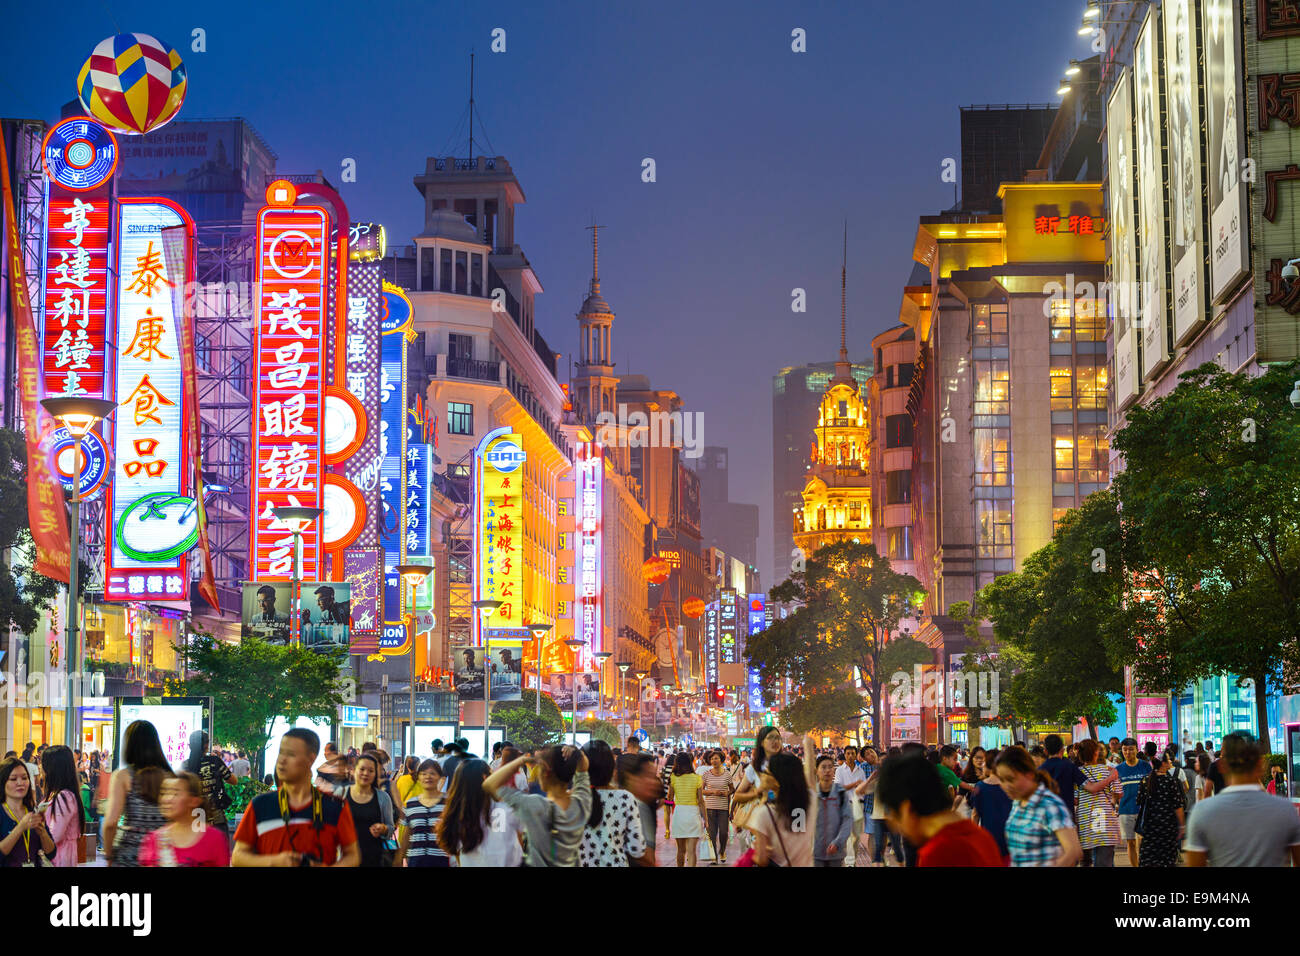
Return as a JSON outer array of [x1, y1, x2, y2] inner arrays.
[[871, 818, 901, 863]]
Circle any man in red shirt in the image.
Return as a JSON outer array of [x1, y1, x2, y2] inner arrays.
[[232, 728, 359, 867], [876, 754, 1005, 867]]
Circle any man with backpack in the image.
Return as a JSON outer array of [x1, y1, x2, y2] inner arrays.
[[813, 754, 854, 866]]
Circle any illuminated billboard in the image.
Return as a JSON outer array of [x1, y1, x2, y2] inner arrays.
[[475, 428, 526, 640], [249, 188, 329, 580], [1203, 0, 1250, 304], [104, 198, 193, 601], [1107, 69, 1142, 409], [577, 442, 603, 667], [1163, 0, 1208, 346], [378, 284, 412, 653], [1133, 8, 1172, 379]]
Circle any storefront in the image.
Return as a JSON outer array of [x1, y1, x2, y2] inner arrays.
[[1173, 675, 1262, 751]]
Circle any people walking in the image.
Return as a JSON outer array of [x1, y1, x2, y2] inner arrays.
[[336, 753, 395, 867], [38, 745, 82, 867], [700, 749, 735, 865], [1184, 732, 1300, 866], [1135, 750, 1185, 867], [437, 759, 522, 867], [1074, 739, 1121, 867], [969, 747, 1013, 864], [103, 720, 172, 867], [139, 773, 230, 867], [396, 759, 452, 867], [184, 731, 236, 845], [875, 754, 1004, 866], [617, 752, 661, 866], [483, 745, 591, 867], [995, 746, 1082, 867], [666, 751, 706, 867], [579, 741, 648, 867], [0, 756, 55, 867], [812, 754, 853, 867], [746, 735, 818, 867]]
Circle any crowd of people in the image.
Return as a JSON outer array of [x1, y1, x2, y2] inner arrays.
[[2, 722, 1296, 867]]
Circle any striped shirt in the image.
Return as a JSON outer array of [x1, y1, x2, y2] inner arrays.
[[1005, 784, 1074, 867], [1075, 764, 1121, 850], [700, 767, 734, 810], [403, 797, 449, 861]]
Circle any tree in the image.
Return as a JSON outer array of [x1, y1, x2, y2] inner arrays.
[[1112, 361, 1300, 737], [173, 630, 346, 778], [0, 427, 86, 635], [491, 692, 564, 751], [948, 602, 1018, 745], [778, 686, 860, 737], [578, 718, 620, 747], [977, 491, 1127, 740], [745, 540, 922, 748]]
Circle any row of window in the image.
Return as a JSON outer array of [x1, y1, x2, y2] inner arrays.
[[418, 247, 486, 297]]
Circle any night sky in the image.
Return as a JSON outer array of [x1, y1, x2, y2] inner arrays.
[[2, 0, 1095, 582]]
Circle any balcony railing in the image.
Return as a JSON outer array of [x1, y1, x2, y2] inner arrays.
[[446, 356, 503, 383]]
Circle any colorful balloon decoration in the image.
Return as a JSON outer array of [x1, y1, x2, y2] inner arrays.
[[682, 597, 707, 619], [77, 33, 187, 135], [641, 555, 671, 584]]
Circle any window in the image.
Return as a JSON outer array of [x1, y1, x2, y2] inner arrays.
[[1075, 363, 1108, 410], [440, 249, 453, 292], [230, 355, 250, 395], [1053, 424, 1076, 483], [886, 414, 913, 448], [1077, 425, 1109, 483], [195, 332, 211, 372], [974, 360, 1010, 415], [471, 253, 484, 297], [448, 462, 470, 479], [455, 251, 468, 294], [1049, 297, 1072, 341], [849, 501, 862, 522], [974, 428, 1010, 486], [838, 400, 848, 419], [976, 500, 1013, 559], [896, 363, 914, 388], [973, 304, 1008, 347], [448, 402, 473, 435], [420, 247, 436, 291], [888, 527, 913, 560], [1050, 367, 1073, 411], [1052, 508, 1072, 532], [886, 470, 912, 504], [1075, 299, 1104, 341], [230, 439, 246, 473], [885, 366, 894, 388], [449, 334, 473, 360]]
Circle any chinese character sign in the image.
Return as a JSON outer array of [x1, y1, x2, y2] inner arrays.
[[338, 252, 383, 545], [43, 194, 111, 399], [250, 205, 328, 580], [719, 589, 738, 664], [475, 430, 527, 640], [704, 602, 719, 690], [105, 200, 192, 602], [577, 442, 603, 666], [378, 289, 411, 635]]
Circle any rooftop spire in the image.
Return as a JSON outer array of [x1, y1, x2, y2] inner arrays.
[[835, 221, 852, 384], [586, 221, 603, 294]]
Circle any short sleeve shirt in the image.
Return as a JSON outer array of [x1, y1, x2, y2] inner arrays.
[[1184, 786, 1300, 866], [579, 789, 647, 867], [1005, 784, 1074, 867], [669, 773, 703, 806], [1116, 760, 1151, 815], [233, 790, 357, 865]]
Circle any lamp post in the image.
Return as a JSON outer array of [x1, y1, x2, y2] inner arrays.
[[594, 651, 612, 726], [41, 396, 115, 748], [525, 622, 553, 716], [397, 564, 434, 760], [660, 682, 675, 743], [564, 638, 586, 744], [634, 670, 648, 738], [472, 599, 502, 755], [615, 661, 632, 734]]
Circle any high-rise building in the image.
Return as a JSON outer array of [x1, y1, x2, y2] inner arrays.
[[695, 446, 759, 569]]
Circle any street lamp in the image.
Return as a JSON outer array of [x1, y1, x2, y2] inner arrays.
[[41, 396, 115, 748], [594, 651, 612, 726], [564, 638, 586, 744], [472, 599, 502, 755], [660, 682, 675, 742], [634, 670, 648, 739], [397, 564, 433, 760], [525, 622, 553, 716]]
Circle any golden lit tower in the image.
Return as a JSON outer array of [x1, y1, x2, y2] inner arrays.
[[793, 227, 872, 556]]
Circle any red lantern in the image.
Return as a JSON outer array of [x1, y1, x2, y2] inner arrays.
[[642, 555, 671, 584], [682, 597, 706, 619]]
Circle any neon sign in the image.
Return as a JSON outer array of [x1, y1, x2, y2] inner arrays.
[[577, 442, 604, 667], [475, 428, 527, 641]]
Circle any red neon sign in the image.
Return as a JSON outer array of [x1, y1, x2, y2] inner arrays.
[[250, 205, 328, 580]]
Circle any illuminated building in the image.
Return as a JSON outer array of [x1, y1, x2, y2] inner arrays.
[[869, 318, 919, 580], [383, 155, 571, 688], [900, 181, 1108, 744], [770, 359, 871, 588], [792, 247, 873, 560], [559, 230, 653, 722]]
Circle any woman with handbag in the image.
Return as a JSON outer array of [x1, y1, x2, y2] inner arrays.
[[438, 759, 524, 866], [337, 753, 395, 867], [745, 734, 818, 867], [103, 720, 171, 867], [732, 725, 782, 836], [39, 746, 82, 867], [1135, 751, 1184, 867]]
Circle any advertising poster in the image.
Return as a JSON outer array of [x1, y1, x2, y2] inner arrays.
[[342, 547, 381, 653], [114, 696, 212, 772], [297, 581, 351, 651], [549, 673, 574, 711], [1163, 0, 1208, 346], [242, 582, 292, 645], [1133, 8, 1172, 378], [1107, 69, 1142, 407], [575, 672, 600, 711], [488, 640, 523, 702], [453, 645, 486, 700], [1203, 0, 1250, 302]]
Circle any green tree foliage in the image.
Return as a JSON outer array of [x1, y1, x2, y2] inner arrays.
[[1111, 361, 1300, 737], [878, 635, 933, 677], [976, 490, 1127, 740], [173, 630, 346, 777], [778, 686, 861, 736], [746, 540, 922, 747], [491, 691, 564, 751], [0, 427, 86, 635], [578, 718, 621, 747]]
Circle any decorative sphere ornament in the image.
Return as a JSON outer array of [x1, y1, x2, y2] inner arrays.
[[77, 33, 187, 135]]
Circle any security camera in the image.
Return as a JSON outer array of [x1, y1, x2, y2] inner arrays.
[[1290, 380, 1300, 410], [1283, 258, 1300, 284]]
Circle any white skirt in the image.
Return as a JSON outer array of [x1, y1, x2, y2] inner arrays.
[[671, 804, 704, 838]]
